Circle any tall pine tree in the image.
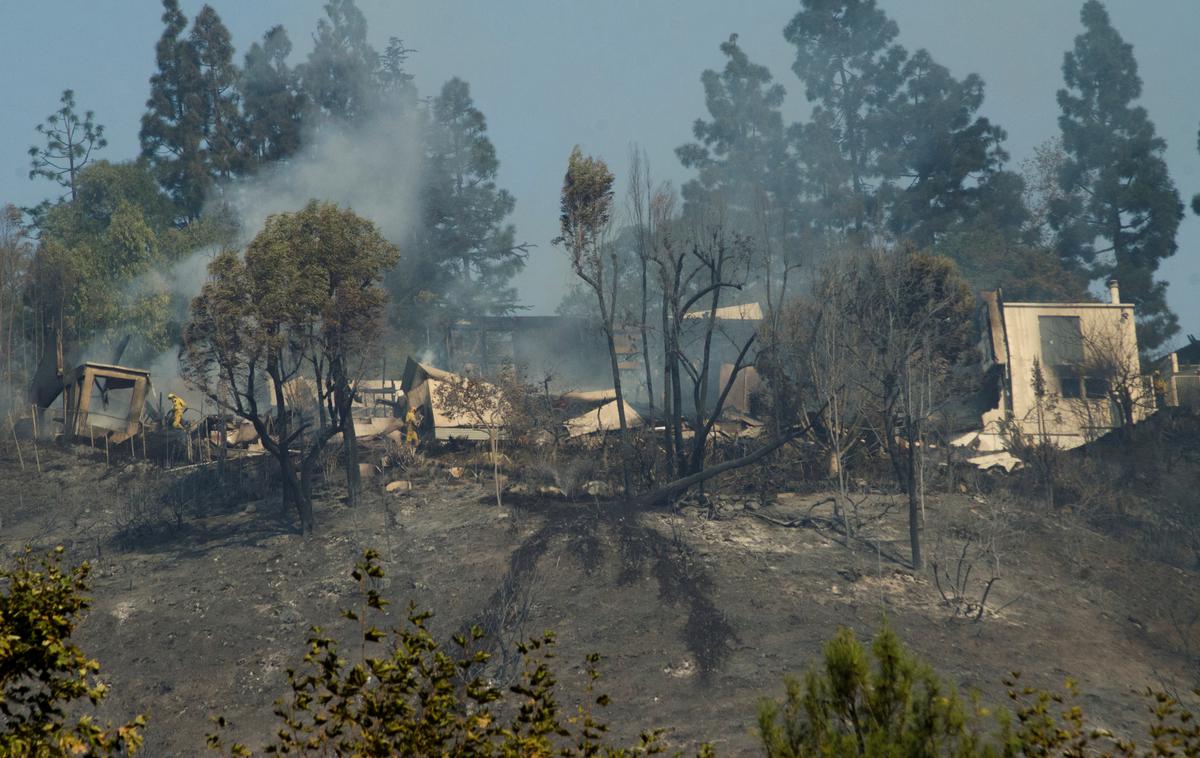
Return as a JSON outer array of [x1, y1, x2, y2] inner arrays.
[[786, 0, 1023, 248], [140, 0, 206, 221], [884, 49, 1025, 246], [676, 35, 803, 257], [784, 0, 907, 235], [191, 5, 242, 181], [140, 1, 243, 221], [238, 25, 306, 169], [408, 78, 527, 319], [1051, 0, 1182, 350], [299, 0, 379, 124]]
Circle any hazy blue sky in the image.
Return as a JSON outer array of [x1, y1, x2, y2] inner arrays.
[[2, 1, 1198, 349]]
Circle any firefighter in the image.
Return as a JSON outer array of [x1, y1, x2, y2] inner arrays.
[[405, 404, 420, 446], [167, 393, 187, 429]]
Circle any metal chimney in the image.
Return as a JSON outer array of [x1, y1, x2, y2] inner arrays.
[[1106, 278, 1120, 304]]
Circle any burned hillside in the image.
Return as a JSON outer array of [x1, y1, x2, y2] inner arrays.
[[4, 0, 1200, 754]]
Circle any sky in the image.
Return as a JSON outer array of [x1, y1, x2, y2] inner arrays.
[[1, 0, 1198, 351]]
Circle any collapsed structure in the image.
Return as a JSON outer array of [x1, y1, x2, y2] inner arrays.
[[956, 280, 1147, 459], [1157, 336, 1200, 410]]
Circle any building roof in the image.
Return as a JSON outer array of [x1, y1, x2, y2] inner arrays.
[[683, 302, 764, 321]]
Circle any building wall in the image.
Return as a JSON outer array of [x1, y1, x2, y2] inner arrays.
[[1002, 302, 1142, 443]]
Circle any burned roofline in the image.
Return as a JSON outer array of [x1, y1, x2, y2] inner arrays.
[[65, 361, 151, 380], [450, 315, 595, 330], [1002, 302, 1131, 309]]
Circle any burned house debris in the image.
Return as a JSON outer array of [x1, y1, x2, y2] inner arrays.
[[401, 358, 505, 441], [61, 362, 151, 443], [1157, 335, 1200, 409], [955, 280, 1148, 458]]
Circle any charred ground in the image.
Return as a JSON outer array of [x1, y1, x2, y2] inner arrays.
[[2, 411, 1199, 755]]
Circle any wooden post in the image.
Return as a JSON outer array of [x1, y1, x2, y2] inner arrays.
[[8, 413, 24, 471], [29, 405, 41, 474], [104, 433, 110, 466], [142, 427, 148, 460]]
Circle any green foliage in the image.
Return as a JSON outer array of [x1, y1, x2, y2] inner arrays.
[[0, 547, 145, 756], [761, 626, 1200, 757], [1051, 0, 1183, 351], [25, 159, 214, 364], [140, 0, 243, 220], [403, 77, 528, 321], [207, 549, 668, 756], [557, 146, 616, 287], [758, 625, 987, 757], [27, 89, 107, 203], [182, 201, 399, 533], [238, 25, 305, 169]]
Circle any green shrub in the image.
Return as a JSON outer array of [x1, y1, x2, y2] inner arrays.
[[757, 625, 988, 757], [0, 547, 145, 756], [759, 625, 1200, 757], [207, 549, 677, 756]]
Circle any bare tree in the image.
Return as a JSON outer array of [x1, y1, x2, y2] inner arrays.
[[555, 146, 635, 496], [830, 249, 975, 570], [762, 258, 870, 533], [1077, 317, 1151, 437], [434, 368, 518, 509], [28, 90, 107, 203], [649, 201, 756, 483], [627, 147, 658, 438]]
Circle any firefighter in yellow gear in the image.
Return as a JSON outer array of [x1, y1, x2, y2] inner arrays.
[[167, 393, 187, 429], [405, 406, 420, 446]]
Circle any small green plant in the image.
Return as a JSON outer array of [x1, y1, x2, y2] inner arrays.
[[759, 625, 1200, 757], [208, 548, 671, 756], [0, 547, 145, 756], [757, 624, 989, 757]]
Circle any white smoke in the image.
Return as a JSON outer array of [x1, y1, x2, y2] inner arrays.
[[134, 108, 427, 403], [219, 108, 426, 247]]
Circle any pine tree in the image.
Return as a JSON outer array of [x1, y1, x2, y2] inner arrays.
[[238, 25, 306, 168], [300, 0, 379, 124], [27, 90, 107, 203], [784, 0, 908, 234], [190, 5, 243, 181], [676, 35, 803, 256], [140, 2, 244, 221], [676, 35, 796, 220], [885, 50, 1026, 246], [140, 0, 207, 221], [1051, 0, 1183, 350], [411, 78, 527, 319]]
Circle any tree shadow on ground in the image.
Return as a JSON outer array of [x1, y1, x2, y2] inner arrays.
[[471, 495, 737, 682]]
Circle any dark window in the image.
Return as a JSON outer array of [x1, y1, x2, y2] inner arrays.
[[1054, 365, 1082, 398], [1084, 376, 1108, 399]]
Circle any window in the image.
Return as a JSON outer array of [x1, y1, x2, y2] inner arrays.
[[1040, 316, 1084, 397], [1054, 365, 1082, 398], [1084, 376, 1108, 399], [1039, 315, 1083, 365]]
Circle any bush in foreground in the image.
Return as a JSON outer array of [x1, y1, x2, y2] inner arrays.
[[207, 549, 677, 756], [758, 624, 1200, 756], [0, 547, 144, 757]]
